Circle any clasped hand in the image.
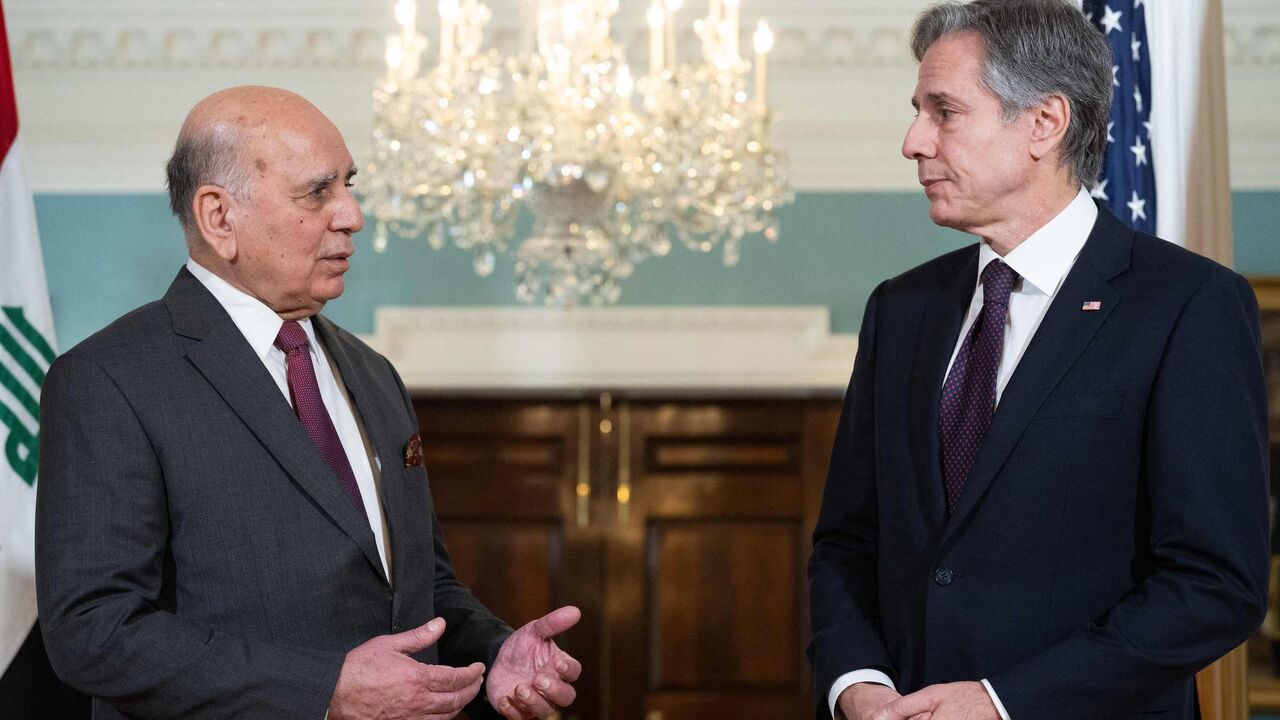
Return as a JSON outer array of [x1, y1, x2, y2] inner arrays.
[[328, 606, 582, 720], [839, 680, 999, 720]]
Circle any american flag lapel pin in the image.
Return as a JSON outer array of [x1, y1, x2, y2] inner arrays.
[[1081, 301, 1102, 311]]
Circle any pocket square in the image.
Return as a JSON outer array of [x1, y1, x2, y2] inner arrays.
[[404, 432, 423, 468]]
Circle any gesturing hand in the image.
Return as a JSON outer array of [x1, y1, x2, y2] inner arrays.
[[871, 681, 997, 720], [486, 606, 583, 719], [329, 618, 485, 720]]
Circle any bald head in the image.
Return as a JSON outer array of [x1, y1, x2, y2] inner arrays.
[[164, 86, 334, 240]]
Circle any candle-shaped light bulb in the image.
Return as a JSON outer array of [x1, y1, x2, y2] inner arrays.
[[724, 0, 740, 59], [386, 36, 404, 71], [648, 1, 665, 76], [395, 0, 417, 27], [753, 19, 774, 54], [617, 64, 634, 98], [439, 0, 460, 61], [439, 0, 461, 23], [753, 19, 773, 115], [648, 2, 666, 28]]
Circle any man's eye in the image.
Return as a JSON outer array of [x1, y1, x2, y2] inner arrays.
[[311, 186, 329, 198], [938, 107, 953, 120]]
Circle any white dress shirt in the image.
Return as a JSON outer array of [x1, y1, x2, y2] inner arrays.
[[827, 188, 1097, 720], [186, 259, 391, 579]]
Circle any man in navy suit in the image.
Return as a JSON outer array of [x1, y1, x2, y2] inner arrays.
[[808, 1, 1269, 719]]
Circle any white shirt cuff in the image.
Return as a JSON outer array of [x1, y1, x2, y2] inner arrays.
[[828, 669, 896, 719], [981, 678, 1011, 720]]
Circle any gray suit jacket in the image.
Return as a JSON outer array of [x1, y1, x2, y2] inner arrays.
[[35, 267, 512, 719]]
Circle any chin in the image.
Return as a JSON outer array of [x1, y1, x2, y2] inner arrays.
[[314, 278, 346, 303]]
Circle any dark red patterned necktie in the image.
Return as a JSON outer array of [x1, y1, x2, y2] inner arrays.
[[939, 259, 1018, 512], [275, 320, 367, 519]]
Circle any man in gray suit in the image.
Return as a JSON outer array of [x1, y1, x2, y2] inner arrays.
[[35, 86, 580, 720]]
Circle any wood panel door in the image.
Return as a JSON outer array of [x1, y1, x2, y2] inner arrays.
[[414, 396, 842, 720], [603, 399, 839, 720], [414, 398, 605, 720]]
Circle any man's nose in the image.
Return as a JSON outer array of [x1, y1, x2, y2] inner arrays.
[[902, 116, 934, 161], [332, 186, 365, 234]]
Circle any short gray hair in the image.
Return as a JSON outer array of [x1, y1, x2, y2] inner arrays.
[[164, 124, 253, 234], [910, 0, 1113, 186]]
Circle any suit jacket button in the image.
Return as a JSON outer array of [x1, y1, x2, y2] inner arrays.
[[934, 567, 954, 586], [393, 622, 402, 633]]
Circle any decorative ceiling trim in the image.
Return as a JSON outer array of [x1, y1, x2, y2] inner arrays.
[[8, 0, 1278, 192], [11, 22, 1279, 71]]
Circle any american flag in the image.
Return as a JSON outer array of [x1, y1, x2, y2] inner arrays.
[[1082, 0, 1156, 234]]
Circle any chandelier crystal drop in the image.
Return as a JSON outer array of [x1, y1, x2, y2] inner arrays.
[[365, 0, 793, 306]]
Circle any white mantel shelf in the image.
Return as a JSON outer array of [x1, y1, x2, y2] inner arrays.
[[360, 306, 858, 395]]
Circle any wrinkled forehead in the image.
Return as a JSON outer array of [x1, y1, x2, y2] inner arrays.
[[247, 115, 355, 183], [913, 33, 989, 102]]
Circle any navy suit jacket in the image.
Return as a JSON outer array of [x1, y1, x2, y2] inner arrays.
[[36, 268, 512, 719], [808, 206, 1270, 719]]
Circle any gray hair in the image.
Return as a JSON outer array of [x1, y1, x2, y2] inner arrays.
[[164, 124, 253, 235], [910, 0, 1113, 186]]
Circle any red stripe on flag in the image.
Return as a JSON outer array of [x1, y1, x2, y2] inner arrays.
[[0, 1, 18, 159]]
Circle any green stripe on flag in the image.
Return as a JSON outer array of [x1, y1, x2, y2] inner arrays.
[[3, 306, 56, 365], [0, 401, 36, 486], [0, 307, 52, 487], [0, 322, 44, 388], [0, 355, 39, 421]]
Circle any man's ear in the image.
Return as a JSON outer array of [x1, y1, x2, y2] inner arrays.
[[192, 184, 239, 261], [1029, 93, 1071, 162]]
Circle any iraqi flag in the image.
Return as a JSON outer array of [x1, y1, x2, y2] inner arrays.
[[0, 0, 58, 676]]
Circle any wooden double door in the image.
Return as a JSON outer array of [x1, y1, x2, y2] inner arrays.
[[413, 396, 843, 720]]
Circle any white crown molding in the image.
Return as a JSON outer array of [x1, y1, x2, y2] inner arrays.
[[7, 0, 1279, 193], [359, 306, 857, 393]]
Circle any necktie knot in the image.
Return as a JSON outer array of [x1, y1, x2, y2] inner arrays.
[[274, 320, 310, 355], [981, 259, 1018, 309]]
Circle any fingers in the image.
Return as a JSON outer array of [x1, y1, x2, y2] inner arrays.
[[873, 689, 936, 720], [508, 682, 557, 718], [553, 651, 582, 682], [386, 617, 446, 654], [529, 605, 581, 640], [421, 661, 485, 692], [420, 672, 484, 720], [531, 672, 576, 707]]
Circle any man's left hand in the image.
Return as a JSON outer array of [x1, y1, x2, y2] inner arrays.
[[487, 606, 582, 719], [871, 681, 998, 720]]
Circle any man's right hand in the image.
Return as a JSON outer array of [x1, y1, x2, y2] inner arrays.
[[837, 682, 931, 720], [328, 618, 485, 720]]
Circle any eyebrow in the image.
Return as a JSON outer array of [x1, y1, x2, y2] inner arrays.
[[298, 166, 358, 194], [912, 91, 959, 110]]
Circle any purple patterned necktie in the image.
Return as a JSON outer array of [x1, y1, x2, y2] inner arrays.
[[275, 320, 368, 519], [939, 259, 1018, 512]]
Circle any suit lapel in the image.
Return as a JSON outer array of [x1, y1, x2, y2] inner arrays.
[[164, 268, 387, 582], [943, 207, 1133, 541], [908, 249, 979, 529], [313, 317, 407, 590]]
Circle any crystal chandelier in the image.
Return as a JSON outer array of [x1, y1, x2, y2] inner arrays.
[[365, 0, 792, 306]]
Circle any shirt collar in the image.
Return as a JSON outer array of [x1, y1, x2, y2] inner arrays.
[[976, 186, 1098, 298], [186, 258, 319, 362]]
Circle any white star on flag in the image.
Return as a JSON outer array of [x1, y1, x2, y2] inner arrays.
[[1112, 65, 1120, 87], [1131, 135, 1148, 166], [1127, 190, 1147, 222], [1091, 179, 1110, 201], [1107, 121, 1115, 143], [1102, 5, 1124, 34], [1131, 34, 1142, 61], [1134, 86, 1144, 113]]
